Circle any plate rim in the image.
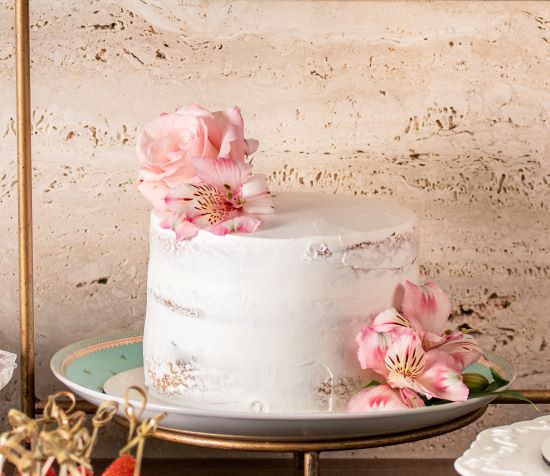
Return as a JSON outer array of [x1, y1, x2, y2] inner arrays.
[[51, 332, 515, 422]]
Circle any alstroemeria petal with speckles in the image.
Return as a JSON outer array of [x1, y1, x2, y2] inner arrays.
[[402, 280, 451, 336], [165, 181, 233, 226], [347, 384, 411, 412], [371, 308, 413, 333], [384, 330, 427, 390], [242, 175, 275, 215], [436, 333, 483, 371], [356, 327, 390, 376], [164, 183, 194, 213], [399, 387, 425, 408], [191, 156, 251, 196], [415, 349, 469, 402]]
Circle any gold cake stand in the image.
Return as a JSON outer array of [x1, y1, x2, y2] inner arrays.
[[114, 406, 488, 475], [13, 1, 550, 475]]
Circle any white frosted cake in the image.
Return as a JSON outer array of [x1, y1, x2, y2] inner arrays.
[[143, 191, 419, 412]]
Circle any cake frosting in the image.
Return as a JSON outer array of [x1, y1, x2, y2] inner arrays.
[[143, 191, 419, 412]]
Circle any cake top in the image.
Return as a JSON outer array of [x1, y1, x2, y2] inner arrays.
[[251, 192, 416, 240], [152, 191, 416, 243], [137, 104, 414, 243]]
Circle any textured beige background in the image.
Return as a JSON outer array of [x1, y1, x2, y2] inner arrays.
[[1, 0, 549, 460]]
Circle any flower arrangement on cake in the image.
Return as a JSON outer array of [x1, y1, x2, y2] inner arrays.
[[137, 104, 274, 240], [348, 280, 522, 412], [0, 388, 164, 476]]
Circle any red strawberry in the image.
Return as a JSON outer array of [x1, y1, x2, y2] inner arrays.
[[101, 454, 136, 476]]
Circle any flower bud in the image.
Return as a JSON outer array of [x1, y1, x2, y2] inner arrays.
[[462, 373, 489, 392]]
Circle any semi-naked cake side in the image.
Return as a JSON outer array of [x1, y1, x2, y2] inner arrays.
[[143, 192, 419, 412]]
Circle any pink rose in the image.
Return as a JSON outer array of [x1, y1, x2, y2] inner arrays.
[[137, 104, 259, 211]]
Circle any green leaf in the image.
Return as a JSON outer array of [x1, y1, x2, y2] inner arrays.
[[493, 390, 540, 410], [468, 389, 539, 410], [489, 368, 510, 387], [362, 380, 381, 390], [423, 397, 450, 406]]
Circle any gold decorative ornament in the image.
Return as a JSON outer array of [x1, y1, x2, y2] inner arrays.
[[0, 388, 165, 476]]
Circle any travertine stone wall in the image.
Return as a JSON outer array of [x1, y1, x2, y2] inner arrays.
[[1, 0, 549, 459]]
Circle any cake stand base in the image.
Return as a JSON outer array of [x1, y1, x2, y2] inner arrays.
[[115, 405, 487, 476]]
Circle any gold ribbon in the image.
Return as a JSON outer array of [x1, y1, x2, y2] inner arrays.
[[0, 387, 163, 476], [42, 391, 77, 426], [85, 400, 119, 459], [119, 386, 166, 476]]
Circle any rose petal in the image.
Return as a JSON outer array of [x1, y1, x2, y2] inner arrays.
[[175, 103, 223, 152], [213, 107, 246, 162], [161, 163, 197, 188], [402, 281, 451, 336], [137, 114, 200, 165], [347, 385, 411, 412]]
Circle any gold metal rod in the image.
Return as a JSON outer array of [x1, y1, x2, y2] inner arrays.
[[303, 452, 319, 476], [15, 0, 35, 418]]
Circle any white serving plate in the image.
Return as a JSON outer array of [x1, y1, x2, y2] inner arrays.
[[455, 414, 550, 476], [51, 331, 514, 441]]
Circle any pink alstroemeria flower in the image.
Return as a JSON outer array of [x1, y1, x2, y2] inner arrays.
[[370, 282, 482, 370], [356, 327, 470, 403], [349, 279, 483, 413], [162, 156, 274, 238]]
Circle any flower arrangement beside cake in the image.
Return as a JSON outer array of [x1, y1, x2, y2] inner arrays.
[[136, 105, 512, 413], [349, 280, 483, 411]]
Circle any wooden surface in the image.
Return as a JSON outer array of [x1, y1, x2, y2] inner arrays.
[[93, 458, 459, 476]]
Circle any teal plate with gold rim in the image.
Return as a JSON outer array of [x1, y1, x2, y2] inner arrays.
[[51, 332, 515, 441]]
